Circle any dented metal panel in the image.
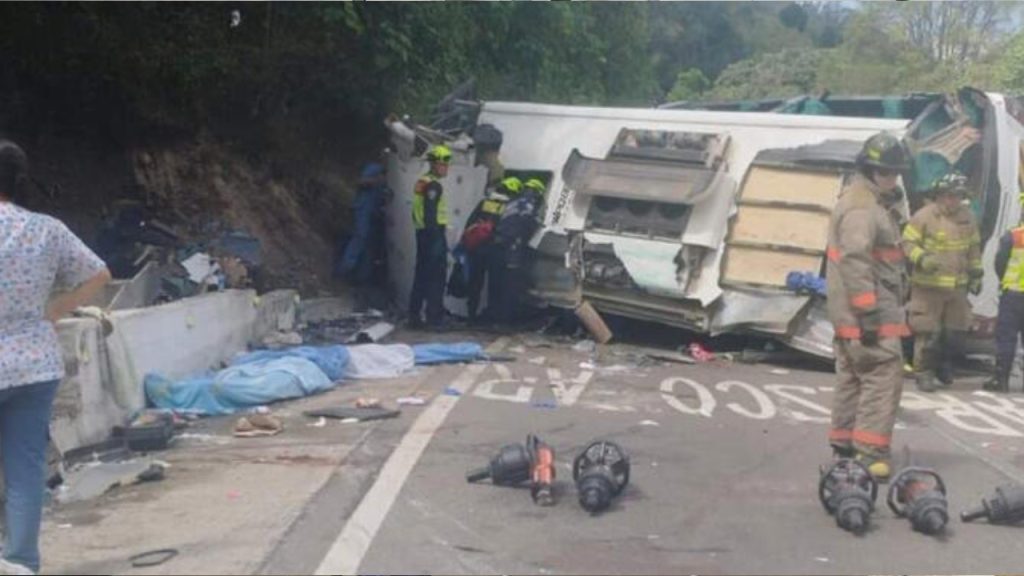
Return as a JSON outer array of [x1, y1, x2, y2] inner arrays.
[[562, 149, 719, 204]]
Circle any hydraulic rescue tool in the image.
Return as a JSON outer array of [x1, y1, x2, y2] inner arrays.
[[466, 442, 532, 486], [961, 483, 1024, 525], [527, 434, 556, 506], [819, 458, 877, 534], [887, 467, 948, 534], [573, 440, 630, 514]]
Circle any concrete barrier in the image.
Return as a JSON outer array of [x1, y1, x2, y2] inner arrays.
[[53, 289, 298, 453]]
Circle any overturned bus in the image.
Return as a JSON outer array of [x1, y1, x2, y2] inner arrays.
[[383, 87, 1024, 359]]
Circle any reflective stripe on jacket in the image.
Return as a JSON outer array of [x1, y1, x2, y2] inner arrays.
[[826, 174, 909, 340], [902, 202, 980, 290], [1001, 227, 1024, 292], [412, 174, 449, 230]]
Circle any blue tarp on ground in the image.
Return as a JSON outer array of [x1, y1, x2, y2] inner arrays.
[[412, 342, 485, 365], [144, 357, 335, 416], [233, 346, 350, 381], [144, 341, 484, 415]]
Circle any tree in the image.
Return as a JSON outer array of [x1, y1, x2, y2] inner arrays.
[[666, 68, 710, 103], [779, 3, 808, 33], [872, 2, 1021, 69], [709, 49, 823, 101]]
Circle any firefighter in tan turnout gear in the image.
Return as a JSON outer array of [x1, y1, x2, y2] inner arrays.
[[826, 131, 911, 482], [902, 172, 982, 393]]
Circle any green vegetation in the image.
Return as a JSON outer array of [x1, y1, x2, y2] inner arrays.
[[2, 1, 1024, 152]]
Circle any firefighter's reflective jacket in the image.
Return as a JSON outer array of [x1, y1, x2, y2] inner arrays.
[[902, 203, 981, 290], [826, 174, 909, 340]]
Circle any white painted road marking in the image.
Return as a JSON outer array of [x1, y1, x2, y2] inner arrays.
[[315, 338, 507, 576]]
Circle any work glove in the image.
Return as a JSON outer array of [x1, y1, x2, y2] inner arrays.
[[859, 310, 882, 347], [968, 268, 983, 295], [917, 253, 939, 273]]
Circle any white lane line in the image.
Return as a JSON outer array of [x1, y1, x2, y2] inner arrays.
[[315, 337, 507, 576]]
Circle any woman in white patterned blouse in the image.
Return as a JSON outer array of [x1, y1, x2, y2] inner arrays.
[[0, 140, 111, 575]]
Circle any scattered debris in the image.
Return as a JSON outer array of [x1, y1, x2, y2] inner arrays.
[[531, 400, 558, 409], [262, 331, 304, 349], [307, 417, 328, 428], [443, 387, 462, 396], [770, 368, 790, 376], [341, 418, 360, 424], [639, 420, 660, 427], [233, 414, 284, 438], [573, 340, 597, 354], [303, 406, 400, 422], [528, 356, 547, 365], [574, 440, 630, 514], [815, 557, 830, 563], [508, 345, 526, 354], [354, 397, 382, 409], [348, 321, 395, 344], [574, 301, 613, 344], [56, 459, 168, 504], [397, 396, 427, 406], [687, 343, 716, 363], [129, 548, 179, 569], [124, 412, 176, 452]]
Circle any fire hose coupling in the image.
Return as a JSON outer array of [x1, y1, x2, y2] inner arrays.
[[887, 467, 948, 535], [961, 483, 1024, 525], [573, 440, 630, 514], [819, 458, 878, 535]]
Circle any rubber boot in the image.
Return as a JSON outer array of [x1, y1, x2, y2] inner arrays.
[[936, 358, 954, 388], [983, 361, 1011, 393], [857, 453, 891, 483], [915, 371, 937, 393]]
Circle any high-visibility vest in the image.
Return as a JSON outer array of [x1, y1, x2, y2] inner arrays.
[[1002, 227, 1024, 292], [412, 174, 449, 230]]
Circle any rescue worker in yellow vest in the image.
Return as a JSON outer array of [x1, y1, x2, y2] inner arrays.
[[826, 131, 911, 482], [408, 144, 451, 328], [902, 172, 982, 393], [987, 221, 1024, 393], [461, 176, 521, 321]]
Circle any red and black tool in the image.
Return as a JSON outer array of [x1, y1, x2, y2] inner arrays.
[[527, 434, 556, 506], [819, 458, 877, 535], [887, 467, 948, 535]]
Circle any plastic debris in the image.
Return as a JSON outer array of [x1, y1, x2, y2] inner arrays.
[[397, 396, 427, 406], [639, 420, 660, 427], [687, 343, 716, 363], [354, 397, 381, 409], [573, 340, 597, 354], [770, 368, 790, 375], [233, 414, 284, 438], [528, 356, 547, 365], [443, 387, 462, 396]]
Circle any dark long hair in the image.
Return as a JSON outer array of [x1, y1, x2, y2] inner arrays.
[[0, 139, 29, 204]]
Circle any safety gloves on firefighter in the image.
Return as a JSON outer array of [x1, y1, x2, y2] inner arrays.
[[968, 268, 983, 295], [859, 310, 882, 347], [917, 252, 939, 273]]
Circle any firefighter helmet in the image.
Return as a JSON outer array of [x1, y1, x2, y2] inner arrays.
[[856, 131, 910, 171], [427, 144, 452, 163], [523, 178, 546, 193], [498, 176, 522, 196], [931, 172, 969, 197]]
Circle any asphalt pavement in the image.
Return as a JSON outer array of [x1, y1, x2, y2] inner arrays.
[[263, 330, 1024, 575]]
